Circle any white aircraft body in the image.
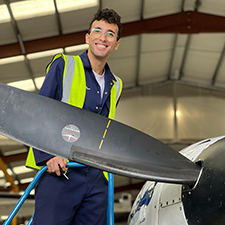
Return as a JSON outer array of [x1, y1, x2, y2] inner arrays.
[[128, 136, 225, 225]]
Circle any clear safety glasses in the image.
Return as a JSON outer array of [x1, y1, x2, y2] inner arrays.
[[91, 28, 117, 41]]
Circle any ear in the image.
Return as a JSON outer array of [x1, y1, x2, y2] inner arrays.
[[114, 40, 120, 50], [85, 33, 90, 44]]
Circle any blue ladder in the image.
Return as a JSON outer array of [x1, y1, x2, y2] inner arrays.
[[3, 162, 114, 225]]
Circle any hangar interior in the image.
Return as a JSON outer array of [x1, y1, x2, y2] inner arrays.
[[0, 0, 224, 224]]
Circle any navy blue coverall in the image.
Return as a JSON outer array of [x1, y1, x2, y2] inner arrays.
[[32, 51, 117, 225]]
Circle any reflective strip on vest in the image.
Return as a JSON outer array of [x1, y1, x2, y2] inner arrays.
[[26, 54, 123, 181], [61, 55, 86, 109]]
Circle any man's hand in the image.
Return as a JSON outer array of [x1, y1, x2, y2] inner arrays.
[[46, 156, 67, 176]]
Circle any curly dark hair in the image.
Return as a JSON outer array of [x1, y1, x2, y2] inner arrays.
[[88, 8, 122, 41]]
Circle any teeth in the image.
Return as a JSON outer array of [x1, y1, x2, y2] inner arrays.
[[97, 44, 107, 49]]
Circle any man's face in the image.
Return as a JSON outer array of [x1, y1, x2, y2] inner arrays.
[[86, 20, 120, 60]]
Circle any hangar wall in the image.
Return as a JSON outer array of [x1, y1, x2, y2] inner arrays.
[[115, 82, 225, 146]]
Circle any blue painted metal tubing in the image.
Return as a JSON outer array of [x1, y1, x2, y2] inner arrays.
[[108, 172, 114, 225], [3, 162, 114, 225]]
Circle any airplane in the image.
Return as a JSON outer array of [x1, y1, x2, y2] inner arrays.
[[128, 135, 225, 225], [0, 83, 224, 224]]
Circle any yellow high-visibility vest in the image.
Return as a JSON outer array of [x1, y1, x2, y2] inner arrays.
[[26, 54, 123, 181]]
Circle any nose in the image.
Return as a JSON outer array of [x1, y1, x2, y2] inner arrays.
[[99, 32, 106, 41]]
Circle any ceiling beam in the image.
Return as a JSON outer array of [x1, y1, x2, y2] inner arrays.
[[3, 0, 38, 91], [212, 44, 225, 85], [178, 34, 192, 80], [0, 152, 27, 164], [0, 11, 224, 59], [167, 34, 178, 80], [53, 0, 63, 35]]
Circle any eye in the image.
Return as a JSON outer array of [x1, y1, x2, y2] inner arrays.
[[93, 28, 101, 34], [106, 31, 115, 37]]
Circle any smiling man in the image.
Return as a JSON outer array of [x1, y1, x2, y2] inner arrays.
[[25, 8, 123, 225], [86, 19, 120, 71]]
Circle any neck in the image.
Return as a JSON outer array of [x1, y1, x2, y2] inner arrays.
[[87, 50, 107, 75]]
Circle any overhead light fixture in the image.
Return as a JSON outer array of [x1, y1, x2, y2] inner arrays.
[[56, 0, 98, 13], [7, 79, 35, 92], [0, 4, 11, 23], [7, 168, 13, 176], [10, 0, 55, 20], [10, 0, 99, 20], [0, 170, 4, 178], [19, 189, 35, 195], [1, 216, 8, 221], [20, 177, 34, 184], [65, 44, 89, 53], [0, 55, 25, 65], [0, 179, 5, 186], [12, 165, 33, 175], [27, 48, 63, 60]]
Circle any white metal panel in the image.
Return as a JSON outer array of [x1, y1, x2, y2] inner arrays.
[[29, 55, 55, 79], [139, 34, 174, 84], [0, 179, 5, 186], [160, 184, 182, 207], [182, 33, 225, 84], [170, 35, 188, 79], [141, 34, 175, 52], [17, 15, 59, 41], [158, 183, 188, 225], [0, 23, 17, 45], [109, 36, 139, 59], [0, 61, 31, 83], [108, 36, 139, 88], [183, 50, 220, 85], [158, 202, 188, 225], [143, 182, 162, 225], [180, 136, 225, 161], [198, 0, 225, 16], [215, 59, 225, 88], [102, 0, 141, 23], [143, 0, 182, 19], [139, 50, 171, 84], [190, 33, 225, 52], [60, 6, 99, 34], [107, 56, 137, 88], [129, 181, 162, 225], [129, 182, 188, 225]]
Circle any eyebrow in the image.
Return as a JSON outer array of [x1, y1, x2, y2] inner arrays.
[[94, 27, 116, 35]]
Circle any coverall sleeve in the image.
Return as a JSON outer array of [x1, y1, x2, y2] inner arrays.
[[33, 57, 65, 166]]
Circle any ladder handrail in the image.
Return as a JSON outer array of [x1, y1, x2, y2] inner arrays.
[[3, 162, 114, 225]]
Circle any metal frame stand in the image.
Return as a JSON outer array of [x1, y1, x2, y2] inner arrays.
[[3, 162, 114, 225]]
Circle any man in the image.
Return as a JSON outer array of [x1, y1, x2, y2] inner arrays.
[[26, 8, 122, 225]]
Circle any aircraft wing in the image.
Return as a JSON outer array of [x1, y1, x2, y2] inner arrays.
[[0, 83, 200, 185]]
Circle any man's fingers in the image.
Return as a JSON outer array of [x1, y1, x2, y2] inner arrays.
[[46, 157, 67, 176], [60, 159, 67, 171]]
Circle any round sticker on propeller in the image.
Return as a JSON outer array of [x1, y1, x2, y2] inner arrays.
[[61, 124, 81, 143]]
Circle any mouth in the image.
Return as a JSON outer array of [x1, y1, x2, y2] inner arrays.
[[95, 43, 108, 50]]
